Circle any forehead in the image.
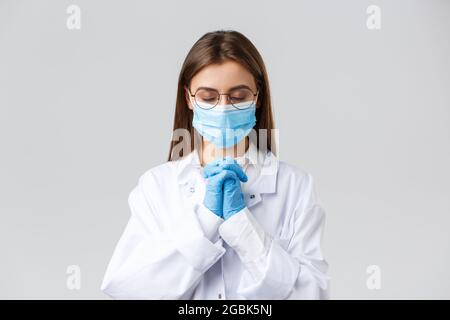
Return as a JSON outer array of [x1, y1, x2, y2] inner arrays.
[[190, 60, 256, 91]]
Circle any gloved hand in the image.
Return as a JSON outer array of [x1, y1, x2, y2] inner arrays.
[[203, 156, 248, 182], [203, 157, 248, 218], [222, 175, 246, 220]]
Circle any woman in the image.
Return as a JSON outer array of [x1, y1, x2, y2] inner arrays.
[[100, 30, 330, 299]]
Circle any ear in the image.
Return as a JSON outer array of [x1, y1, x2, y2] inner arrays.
[[184, 86, 193, 110]]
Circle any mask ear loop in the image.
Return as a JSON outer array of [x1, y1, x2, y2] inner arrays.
[[192, 116, 204, 166], [184, 85, 197, 110], [254, 88, 260, 109], [187, 84, 202, 164], [190, 96, 197, 109]]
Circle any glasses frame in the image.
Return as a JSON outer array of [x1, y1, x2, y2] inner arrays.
[[187, 86, 259, 110]]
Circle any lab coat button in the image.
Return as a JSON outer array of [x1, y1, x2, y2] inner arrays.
[[189, 186, 195, 193], [218, 293, 222, 299], [250, 194, 255, 199]]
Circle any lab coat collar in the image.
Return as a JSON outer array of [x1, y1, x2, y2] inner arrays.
[[174, 142, 279, 207]]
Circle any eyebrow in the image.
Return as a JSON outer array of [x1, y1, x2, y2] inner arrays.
[[194, 84, 254, 92]]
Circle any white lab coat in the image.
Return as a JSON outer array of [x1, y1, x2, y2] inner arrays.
[[100, 145, 330, 299]]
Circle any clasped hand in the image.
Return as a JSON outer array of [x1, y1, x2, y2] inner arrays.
[[203, 156, 248, 220]]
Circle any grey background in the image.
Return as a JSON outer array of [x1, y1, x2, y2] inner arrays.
[[1, 0, 449, 299]]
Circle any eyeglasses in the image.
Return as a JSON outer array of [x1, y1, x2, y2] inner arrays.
[[187, 86, 259, 110]]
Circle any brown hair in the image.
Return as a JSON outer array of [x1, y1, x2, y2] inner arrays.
[[167, 30, 276, 161]]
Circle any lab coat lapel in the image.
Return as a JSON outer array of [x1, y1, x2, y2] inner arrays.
[[176, 150, 204, 204], [243, 149, 278, 209], [174, 147, 279, 209]]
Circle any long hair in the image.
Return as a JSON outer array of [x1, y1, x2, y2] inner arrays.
[[168, 30, 276, 161]]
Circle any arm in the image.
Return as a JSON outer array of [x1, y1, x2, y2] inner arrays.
[[100, 174, 226, 299], [218, 173, 330, 300]]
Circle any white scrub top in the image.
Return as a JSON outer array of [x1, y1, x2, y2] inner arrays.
[[100, 146, 330, 299]]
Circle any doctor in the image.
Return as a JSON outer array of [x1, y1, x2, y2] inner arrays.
[[100, 30, 330, 300]]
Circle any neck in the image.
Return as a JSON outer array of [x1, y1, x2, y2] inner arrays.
[[200, 137, 249, 166]]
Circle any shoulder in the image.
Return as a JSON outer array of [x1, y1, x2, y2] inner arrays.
[[277, 160, 313, 188], [128, 161, 178, 204], [139, 161, 178, 186], [276, 160, 323, 211]]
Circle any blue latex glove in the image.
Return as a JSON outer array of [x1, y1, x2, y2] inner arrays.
[[222, 175, 246, 220], [203, 157, 248, 218], [203, 157, 248, 182]]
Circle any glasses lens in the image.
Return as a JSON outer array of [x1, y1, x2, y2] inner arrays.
[[194, 89, 219, 109], [229, 88, 256, 109]]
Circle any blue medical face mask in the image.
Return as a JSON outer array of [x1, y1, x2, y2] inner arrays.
[[192, 101, 257, 149]]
